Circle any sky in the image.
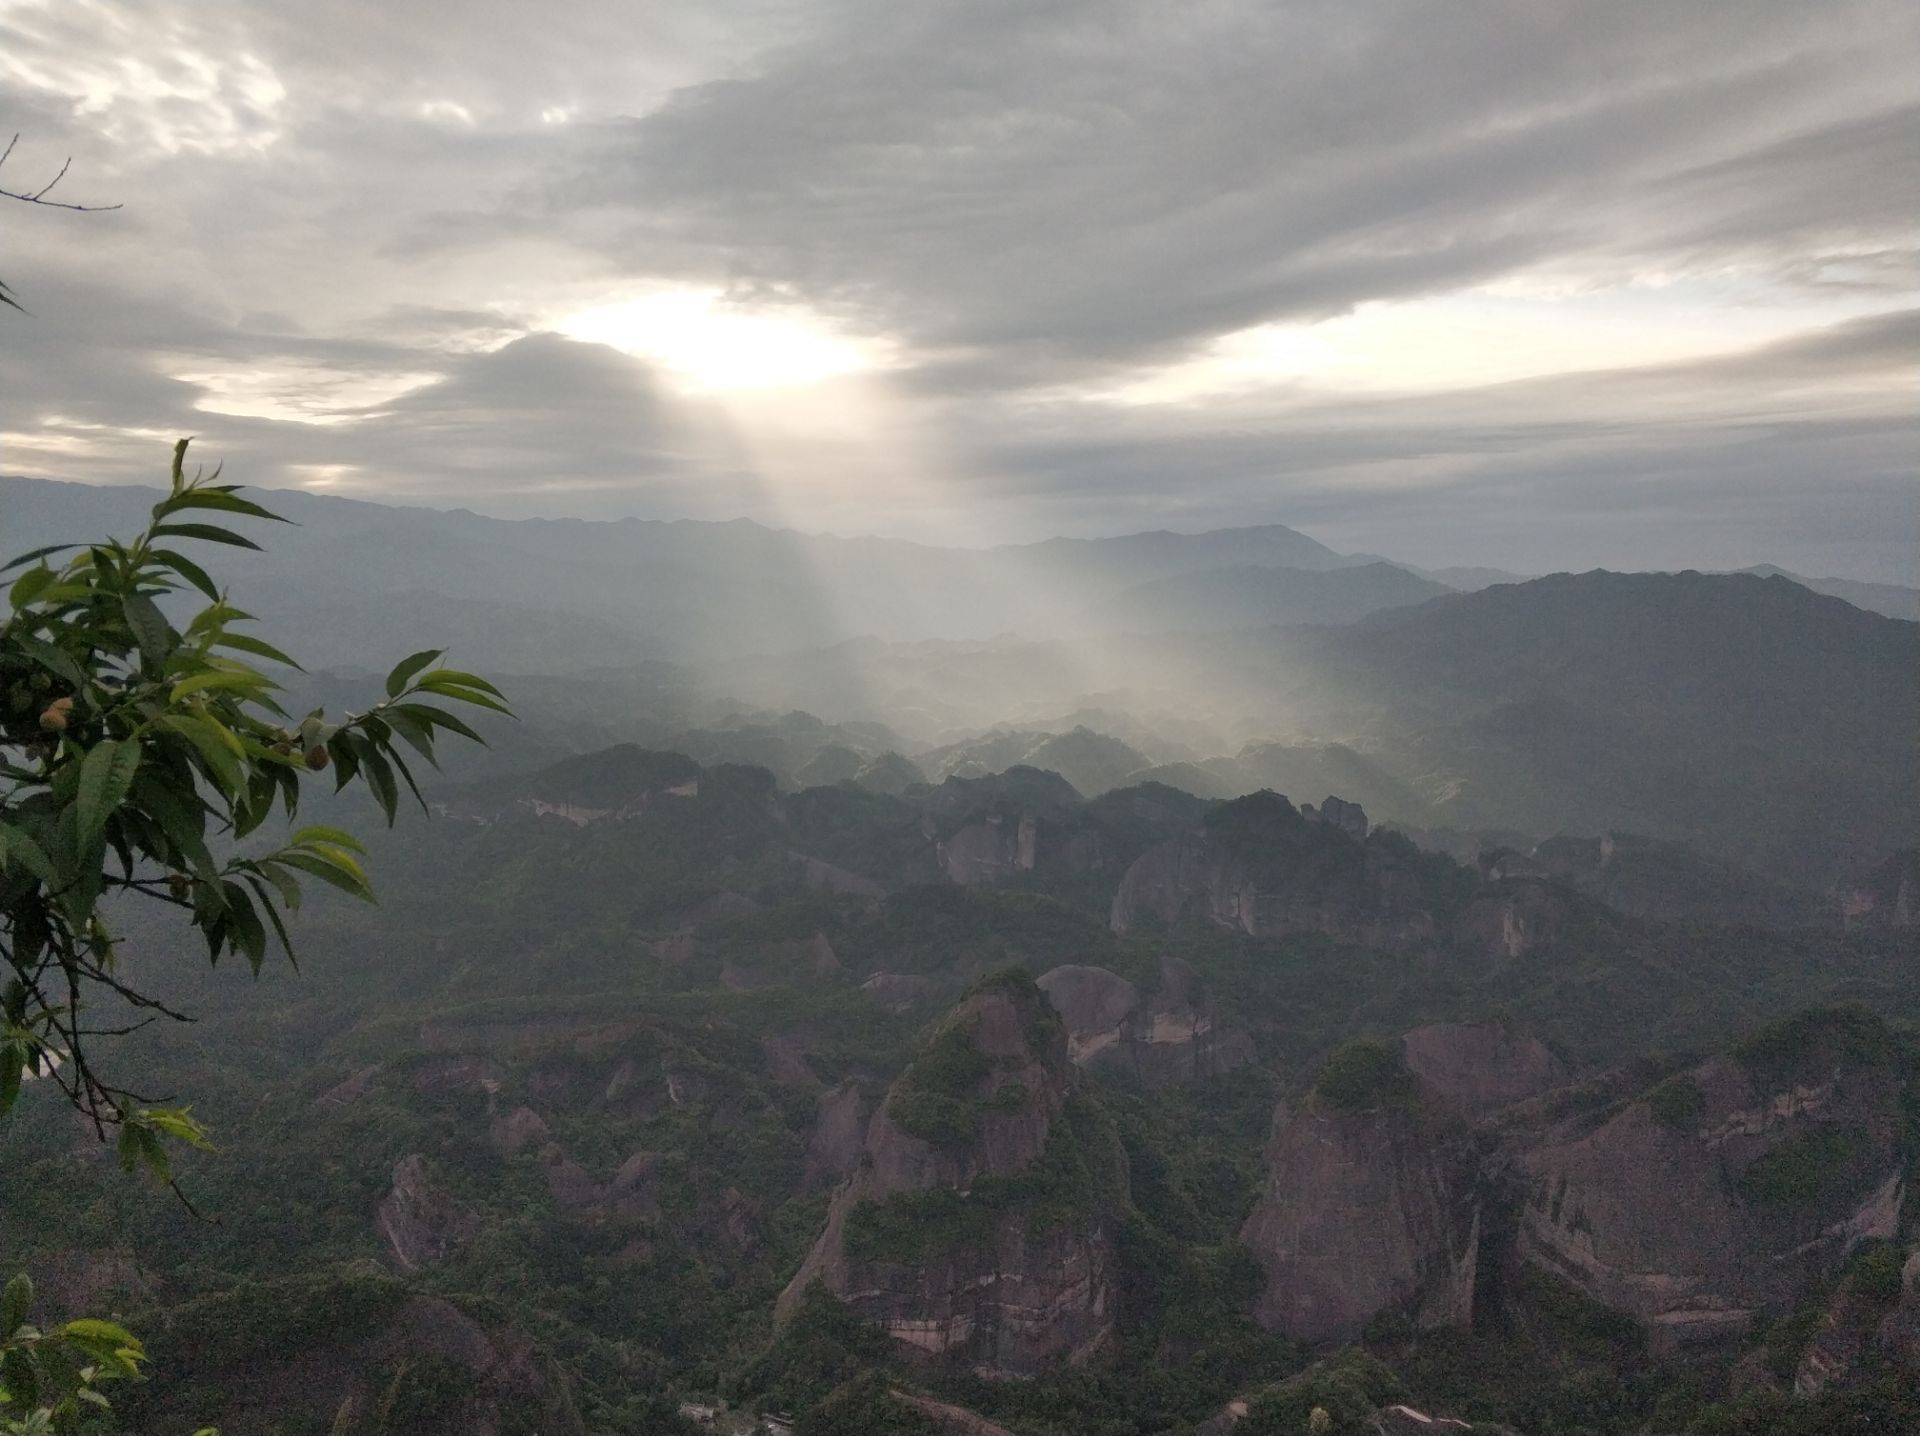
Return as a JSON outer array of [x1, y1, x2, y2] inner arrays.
[[1, 0, 1915, 582]]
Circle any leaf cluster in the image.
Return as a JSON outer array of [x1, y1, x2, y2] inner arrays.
[[0, 440, 508, 1176]]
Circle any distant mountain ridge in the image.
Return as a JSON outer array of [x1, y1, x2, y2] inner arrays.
[[6, 476, 1908, 668]]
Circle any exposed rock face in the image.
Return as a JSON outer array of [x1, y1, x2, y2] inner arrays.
[[1517, 1025, 1907, 1346], [1241, 1092, 1480, 1345], [608, 1151, 661, 1222], [489, 1106, 550, 1157], [1792, 1243, 1920, 1394], [861, 972, 940, 1013], [312, 1063, 383, 1111], [1304, 795, 1369, 840], [378, 1155, 479, 1270], [1401, 1023, 1567, 1122], [1838, 849, 1918, 931], [1110, 793, 1442, 951], [802, 1081, 870, 1192], [777, 978, 1119, 1375], [1449, 881, 1575, 959], [1038, 957, 1254, 1088], [1881, 1248, 1920, 1371], [1372, 1408, 1474, 1435], [939, 813, 1041, 885]]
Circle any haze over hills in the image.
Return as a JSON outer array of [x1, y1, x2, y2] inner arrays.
[[9, 474, 1910, 886], [6, 478, 1916, 676]]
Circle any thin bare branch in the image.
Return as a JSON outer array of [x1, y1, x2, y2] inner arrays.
[[0, 134, 122, 212]]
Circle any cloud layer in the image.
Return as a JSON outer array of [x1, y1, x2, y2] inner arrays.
[[2, 0, 1915, 579]]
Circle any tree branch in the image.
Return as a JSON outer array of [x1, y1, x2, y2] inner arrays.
[[0, 135, 122, 212]]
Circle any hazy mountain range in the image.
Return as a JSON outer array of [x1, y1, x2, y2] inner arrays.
[[5, 475, 1914, 883]]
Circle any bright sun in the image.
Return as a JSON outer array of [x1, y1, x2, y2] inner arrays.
[[553, 289, 876, 391]]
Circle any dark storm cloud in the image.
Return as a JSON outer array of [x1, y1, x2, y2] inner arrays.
[[574, 0, 1917, 372], [2, 0, 1915, 580]]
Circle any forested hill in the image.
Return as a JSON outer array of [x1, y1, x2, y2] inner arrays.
[[2, 748, 1913, 1434]]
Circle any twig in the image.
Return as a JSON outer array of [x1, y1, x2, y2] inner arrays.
[[0, 134, 122, 213]]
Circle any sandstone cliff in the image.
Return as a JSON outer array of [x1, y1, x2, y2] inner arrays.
[[1516, 1011, 1907, 1348], [1110, 792, 1451, 950], [776, 973, 1121, 1375], [1241, 1041, 1482, 1344], [1037, 956, 1254, 1088]]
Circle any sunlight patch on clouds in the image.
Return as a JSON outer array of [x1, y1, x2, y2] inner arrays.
[[0, 2, 285, 154], [287, 464, 362, 491], [553, 290, 885, 392], [174, 364, 439, 426], [1100, 285, 1891, 406]]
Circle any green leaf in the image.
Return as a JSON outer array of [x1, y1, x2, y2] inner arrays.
[[0, 1043, 21, 1121], [221, 881, 268, 968], [1, 542, 82, 574], [0, 823, 57, 886], [148, 523, 263, 551], [287, 826, 365, 853], [147, 549, 221, 603], [8, 632, 89, 689], [74, 740, 141, 847], [153, 490, 285, 524], [58, 1319, 141, 1354], [7, 564, 56, 611], [2, 1345, 38, 1409], [384, 648, 445, 699], [394, 702, 486, 747], [170, 669, 275, 702], [360, 743, 399, 822], [154, 715, 246, 795], [136, 1106, 212, 1151], [2, 1272, 31, 1337], [275, 850, 374, 901], [210, 630, 302, 669], [121, 590, 174, 670]]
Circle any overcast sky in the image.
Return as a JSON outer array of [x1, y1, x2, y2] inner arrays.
[[2, 0, 1915, 580]]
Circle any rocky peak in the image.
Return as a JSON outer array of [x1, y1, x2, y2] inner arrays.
[[776, 972, 1119, 1375], [1241, 1040, 1481, 1344], [377, 1155, 480, 1271], [1517, 1010, 1908, 1347], [1400, 1023, 1567, 1122], [1038, 956, 1254, 1087], [1302, 794, 1369, 840], [1110, 790, 1447, 950]]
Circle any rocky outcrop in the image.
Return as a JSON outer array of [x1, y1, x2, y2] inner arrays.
[[1241, 1066, 1481, 1344], [312, 1064, 383, 1111], [802, 1081, 870, 1192], [776, 975, 1120, 1375], [1037, 957, 1253, 1088], [1372, 1409, 1475, 1435], [1110, 793, 1444, 951], [1792, 1243, 1920, 1394], [378, 1155, 480, 1270], [1517, 1015, 1907, 1346], [1838, 849, 1918, 931], [1401, 1023, 1567, 1122], [489, 1106, 551, 1157], [939, 813, 1040, 885], [1449, 881, 1575, 959], [861, 972, 940, 1013], [1303, 795, 1369, 840]]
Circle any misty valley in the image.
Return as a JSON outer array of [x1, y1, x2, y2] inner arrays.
[[1, 477, 1915, 1436]]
